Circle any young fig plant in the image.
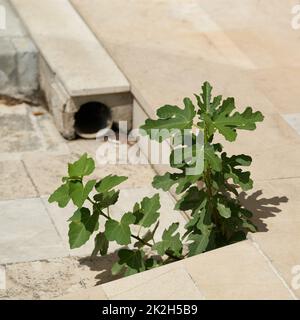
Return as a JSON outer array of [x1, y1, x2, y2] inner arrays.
[[141, 81, 264, 254], [49, 81, 264, 277], [49, 154, 183, 276]]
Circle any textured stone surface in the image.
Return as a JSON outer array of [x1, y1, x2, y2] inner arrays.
[[184, 241, 294, 300], [62, 241, 294, 300], [23, 154, 74, 196], [0, 0, 38, 99], [58, 285, 108, 300], [103, 267, 203, 300], [0, 198, 67, 264], [282, 113, 300, 136], [0, 0, 26, 37], [0, 160, 37, 200], [0, 104, 69, 161], [249, 178, 300, 299]]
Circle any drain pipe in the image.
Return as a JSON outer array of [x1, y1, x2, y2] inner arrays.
[[74, 102, 112, 139]]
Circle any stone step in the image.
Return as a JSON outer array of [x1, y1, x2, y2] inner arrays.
[[11, 0, 132, 139], [58, 240, 296, 300], [10, 0, 129, 97]]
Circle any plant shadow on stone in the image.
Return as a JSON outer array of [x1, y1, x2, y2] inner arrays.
[[78, 253, 122, 286], [49, 81, 271, 277], [238, 190, 288, 232]]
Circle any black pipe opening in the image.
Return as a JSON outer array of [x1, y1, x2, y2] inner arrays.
[[74, 102, 112, 138]]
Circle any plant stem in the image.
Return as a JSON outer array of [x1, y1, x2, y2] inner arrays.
[[88, 197, 183, 261], [203, 128, 218, 227]]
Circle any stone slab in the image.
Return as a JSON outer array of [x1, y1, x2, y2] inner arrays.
[[0, 198, 67, 264], [282, 113, 300, 136], [249, 178, 300, 298], [250, 143, 300, 182], [0, 104, 69, 161], [58, 285, 108, 300], [103, 266, 203, 300], [0, 0, 26, 38], [23, 153, 74, 197], [184, 241, 294, 300], [71, 0, 278, 120], [11, 0, 130, 97], [62, 240, 294, 300], [24, 148, 155, 196], [0, 160, 37, 201]]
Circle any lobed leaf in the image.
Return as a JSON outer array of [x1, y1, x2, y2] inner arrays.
[[133, 194, 161, 228], [152, 223, 183, 257], [140, 99, 196, 141], [104, 212, 135, 245], [48, 183, 70, 208], [69, 180, 96, 208]]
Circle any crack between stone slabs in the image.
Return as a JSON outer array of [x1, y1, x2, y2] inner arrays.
[[255, 176, 300, 182], [20, 160, 64, 242], [248, 234, 298, 300], [21, 159, 40, 197]]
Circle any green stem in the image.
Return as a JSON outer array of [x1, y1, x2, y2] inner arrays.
[[88, 197, 183, 261], [202, 127, 219, 227]]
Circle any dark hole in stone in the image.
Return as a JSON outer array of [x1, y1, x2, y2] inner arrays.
[[74, 102, 112, 137]]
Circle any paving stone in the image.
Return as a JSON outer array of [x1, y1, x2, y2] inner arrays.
[[101, 261, 176, 298], [249, 178, 300, 299], [0, 104, 40, 155], [250, 143, 300, 182], [23, 154, 74, 196], [65, 240, 294, 300], [282, 113, 300, 136], [67, 139, 155, 189], [0, 104, 69, 161], [1, 257, 83, 300], [0, 160, 37, 200], [103, 267, 203, 300], [184, 241, 294, 300], [71, 0, 278, 120], [58, 285, 108, 300], [0, 198, 67, 264], [218, 113, 300, 157], [0, 0, 26, 38], [250, 222, 300, 299], [42, 195, 96, 257], [251, 68, 300, 114]]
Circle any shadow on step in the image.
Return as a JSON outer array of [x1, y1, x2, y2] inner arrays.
[[239, 190, 288, 232], [78, 253, 122, 286]]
